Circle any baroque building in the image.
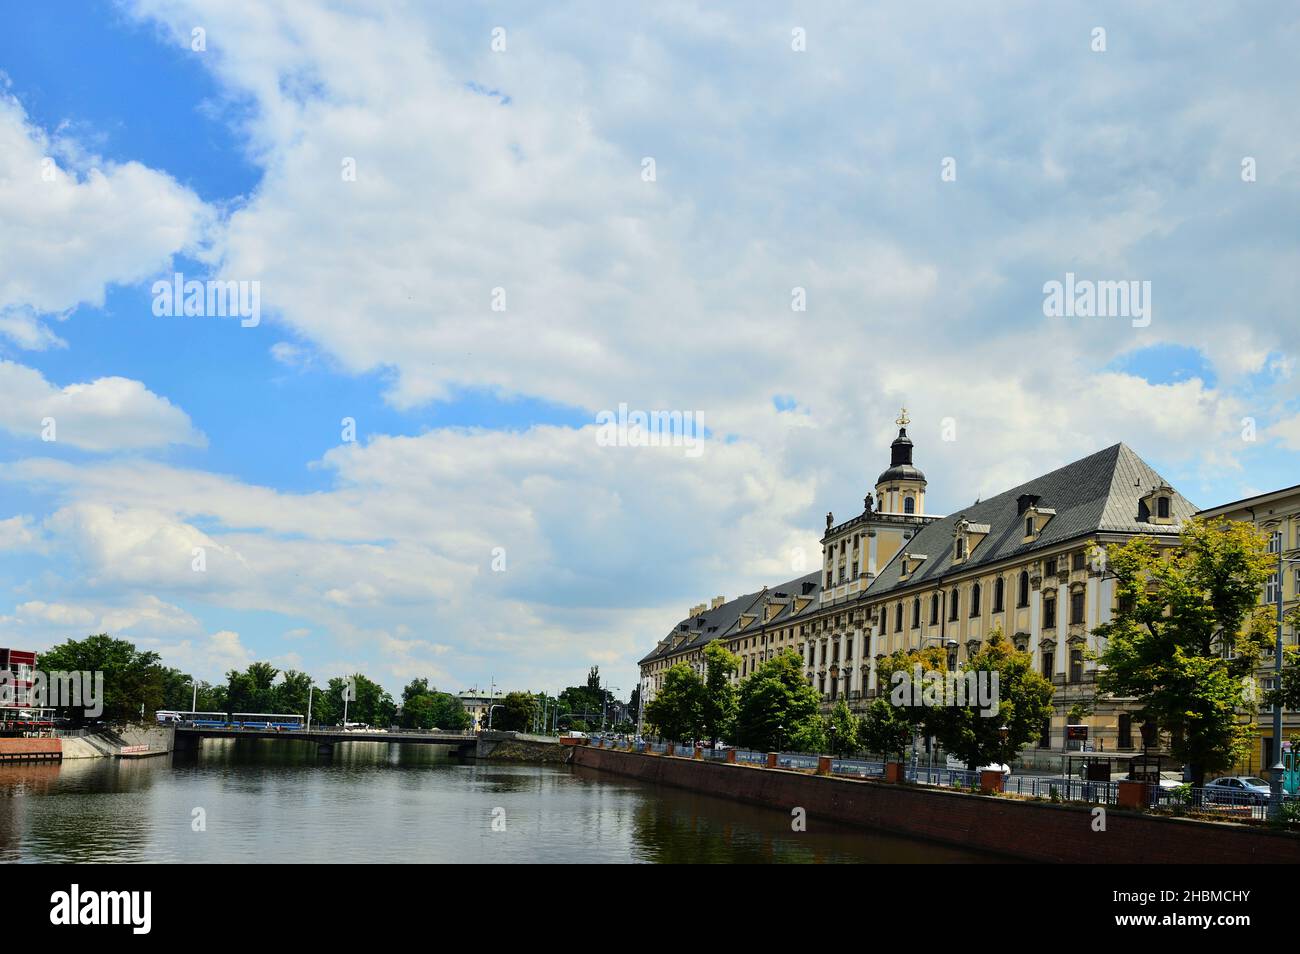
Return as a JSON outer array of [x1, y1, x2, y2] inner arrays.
[[639, 413, 1202, 764]]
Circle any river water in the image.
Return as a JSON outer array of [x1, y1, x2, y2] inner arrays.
[[0, 739, 995, 863]]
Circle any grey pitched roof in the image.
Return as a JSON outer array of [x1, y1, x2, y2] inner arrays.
[[639, 571, 821, 665], [865, 443, 1198, 597]]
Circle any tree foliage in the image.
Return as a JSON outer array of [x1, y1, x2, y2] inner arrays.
[[399, 678, 471, 730], [33, 634, 167, 723], [1095, 518, 1276, 784], [492, 691, 537, 731], [858, 697, 913, 760], [734, 650, 822, 752], [701, 641, 740, 745], [927, 627, 1055, 770], [644, 663, 705, 742], [823, 699, 859, 756]]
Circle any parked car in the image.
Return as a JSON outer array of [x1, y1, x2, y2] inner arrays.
[[1204, 776, 1272, 804], [945, 755, 1010, 778]]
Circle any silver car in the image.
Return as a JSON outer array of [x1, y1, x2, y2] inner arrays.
[[1204, 776, 1271, 805]]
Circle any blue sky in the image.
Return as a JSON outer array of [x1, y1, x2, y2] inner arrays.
[[1, 1, 1298, 699]]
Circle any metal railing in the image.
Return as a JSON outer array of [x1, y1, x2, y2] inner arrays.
[[620, 742, 1300, 821]]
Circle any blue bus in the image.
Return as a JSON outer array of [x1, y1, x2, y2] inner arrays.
[[231, 713, 305, 730]]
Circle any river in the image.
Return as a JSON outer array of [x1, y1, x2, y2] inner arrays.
[[0, 739, 998, 863]]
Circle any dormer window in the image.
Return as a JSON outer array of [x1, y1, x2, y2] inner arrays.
[[1139, 482, 1176, 525], [956, 537, 966, 560], [1023, 505, 1056, 539]]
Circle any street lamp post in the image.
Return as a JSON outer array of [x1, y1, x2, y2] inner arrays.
[[1269, 548, 1300, 819]]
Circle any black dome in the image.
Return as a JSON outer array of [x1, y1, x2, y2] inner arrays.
[[876, 463, 926, 485], [876, 425, 925, 485]]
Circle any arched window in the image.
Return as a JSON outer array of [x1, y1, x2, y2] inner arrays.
[[993, 577, 1005, 613], [970, 582, 982, 617], [929, 593, 940, 625], [894, 603, 903, 632], [912, 597, 921, 628], [904, 496, 916, 514], [1017, 571, 1030, 607], [949, 587, 960, 621]]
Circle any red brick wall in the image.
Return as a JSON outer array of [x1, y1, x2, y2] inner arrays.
[[574, 747, 1300, 863], [0, 738, 61, 756]]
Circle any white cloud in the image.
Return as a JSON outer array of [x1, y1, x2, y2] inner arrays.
[[0, 515, 41, 551], [153, 629, 253, 682], [0, 92, 211, 347], [0, 360, 204, 451]]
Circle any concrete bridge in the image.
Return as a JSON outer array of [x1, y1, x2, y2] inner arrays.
[[174, 724, 480, 758], [172, 726, 565, 761]]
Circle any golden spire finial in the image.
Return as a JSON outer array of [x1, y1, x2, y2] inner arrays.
[[896, 407, 910, 428]]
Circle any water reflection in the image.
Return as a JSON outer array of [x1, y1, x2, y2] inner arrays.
[[0, 740, 1003, 863]]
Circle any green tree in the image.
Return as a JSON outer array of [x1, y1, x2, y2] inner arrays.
[[224, 669, 255, 718], [824, 699, 859, 756], [427, 692, 471, 731], [788, 716, 828, 754], [274, 670, 313, 716], [858, 697, 913, 761], [928, 627, 1055, 771], [492, 691, 537, 731], [702, 641, 740, 745], [1096, 519, 1276, 786], [734, 650, 821, 752], [644, 663, 705, 742], [244, 662, 280, 712], [34, 633, 168, 723]]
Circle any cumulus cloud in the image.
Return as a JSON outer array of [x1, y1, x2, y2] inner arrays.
[[0, 1, 1294, 694], [0, 360, 205, 451], [0, 92, 210, 347]]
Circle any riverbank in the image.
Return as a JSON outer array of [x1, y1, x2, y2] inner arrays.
[[0, 724, 174, 762], [574, 745, 1300, 863]]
